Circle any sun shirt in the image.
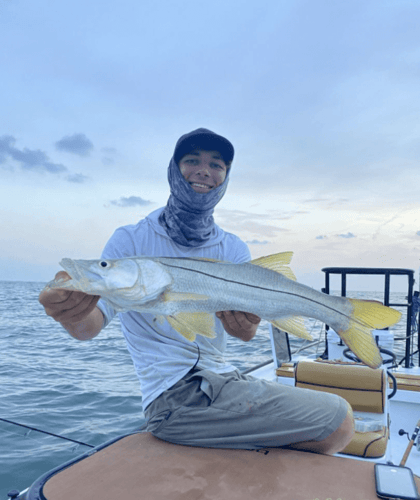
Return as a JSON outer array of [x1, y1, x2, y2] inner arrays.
[[97, 207, 251, 410]]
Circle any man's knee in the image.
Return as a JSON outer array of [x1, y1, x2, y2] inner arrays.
[[318, 403, 355, 454], [289, 402, 355, 455]]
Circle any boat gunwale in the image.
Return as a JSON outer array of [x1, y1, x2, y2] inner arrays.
[[22, 429, 147, 500]]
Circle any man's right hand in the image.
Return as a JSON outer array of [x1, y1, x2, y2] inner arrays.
[[39, 271, 101, 327]]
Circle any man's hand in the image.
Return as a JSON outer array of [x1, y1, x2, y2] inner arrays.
[[215, 311, 261, 342], [39, 271, 103, 340], [39, 272, 100, 324]]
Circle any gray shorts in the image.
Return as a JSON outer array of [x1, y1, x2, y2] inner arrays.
[[144, 369, 349, 450]]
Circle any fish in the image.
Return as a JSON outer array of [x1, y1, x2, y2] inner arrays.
[[45, 252, 402, 368]]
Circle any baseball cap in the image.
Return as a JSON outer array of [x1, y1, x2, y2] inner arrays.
[[174, 128, 234, 165]]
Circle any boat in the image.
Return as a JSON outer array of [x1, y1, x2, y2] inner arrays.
[[8, 266, 420, 499]]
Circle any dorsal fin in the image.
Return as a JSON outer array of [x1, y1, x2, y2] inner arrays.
[[250, 252, 296, 281]]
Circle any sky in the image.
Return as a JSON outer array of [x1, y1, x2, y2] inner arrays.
[[1, 0, 420, 292]]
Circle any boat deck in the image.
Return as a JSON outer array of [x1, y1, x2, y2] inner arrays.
[[18, 362, 420, 500], [27, 432, 420, 500]]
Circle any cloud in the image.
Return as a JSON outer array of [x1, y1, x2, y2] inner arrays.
[[55, 133, 94, 156], [337, 232, 356, 239], [303, 198, 350, 208], [216, 209, 289, 238], [0, 134, 67, 173], [417, 231, 420, 237], [102, 147, 117, 154], [0, 135, 12, 164], [246, 239, 269, 245], [66, 173, 90, 183], [102, 157, 114, 166], [110, 196, 153, 207], [316, 235, 328, 240], [101, 146, 118, 166]]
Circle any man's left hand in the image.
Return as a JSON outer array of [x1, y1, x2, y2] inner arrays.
[[215, 311, 261, 342]]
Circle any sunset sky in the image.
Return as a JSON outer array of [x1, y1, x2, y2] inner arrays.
[[1, 0, 420, 292]]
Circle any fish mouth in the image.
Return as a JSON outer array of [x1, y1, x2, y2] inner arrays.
[[59, 258, 82, 282], [59, 258, 104, 289]]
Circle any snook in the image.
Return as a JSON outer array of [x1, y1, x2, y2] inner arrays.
[[46, 252, 401, 369]]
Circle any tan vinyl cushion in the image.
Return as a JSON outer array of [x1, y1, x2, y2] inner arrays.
[[391, 372, 420, 392], [41, 432, 420, 500], [341, 425, 389, 458], [275, 362, 295, 378], [294, 361, 389, 458], [295, 361, 386, 413]]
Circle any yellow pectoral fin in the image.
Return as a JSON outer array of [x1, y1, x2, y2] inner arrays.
[[166, 315, 197, 341], [270, 316, 313, 340], [250, 252, 296, 281], [166, 312, 216, 342]]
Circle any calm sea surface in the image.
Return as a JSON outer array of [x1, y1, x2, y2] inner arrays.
[[0, 281, 416, 496]]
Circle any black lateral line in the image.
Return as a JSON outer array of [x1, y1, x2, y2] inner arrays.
[[162, 262, 349, 321]]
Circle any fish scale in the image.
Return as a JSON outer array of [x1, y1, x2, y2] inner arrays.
[[157, 258, 352, 327]]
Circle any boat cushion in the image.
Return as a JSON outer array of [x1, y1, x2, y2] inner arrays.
[[391, 372, 420, 392], [294, 360, 389, 458], [341, 425, 389, 458], [37, 432, 420, 500], [295, 360, 386, 413], [275, 362, 295, 378]]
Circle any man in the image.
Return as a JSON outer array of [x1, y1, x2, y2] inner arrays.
[[40, 128, 354, 454]]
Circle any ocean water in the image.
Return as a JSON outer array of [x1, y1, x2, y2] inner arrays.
[[0, 281, 416, 497]]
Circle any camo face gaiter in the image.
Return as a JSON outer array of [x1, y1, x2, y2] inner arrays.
[[158, 155, 230, 247]]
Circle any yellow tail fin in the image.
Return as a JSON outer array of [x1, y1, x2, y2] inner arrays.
[[337, 299, 401, 369], [349, 298, 402, 329]]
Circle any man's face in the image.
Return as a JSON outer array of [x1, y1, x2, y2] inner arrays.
[[178, 149, 228, 193]]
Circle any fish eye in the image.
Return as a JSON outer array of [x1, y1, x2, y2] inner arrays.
[[100, 261, 108, 268]]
